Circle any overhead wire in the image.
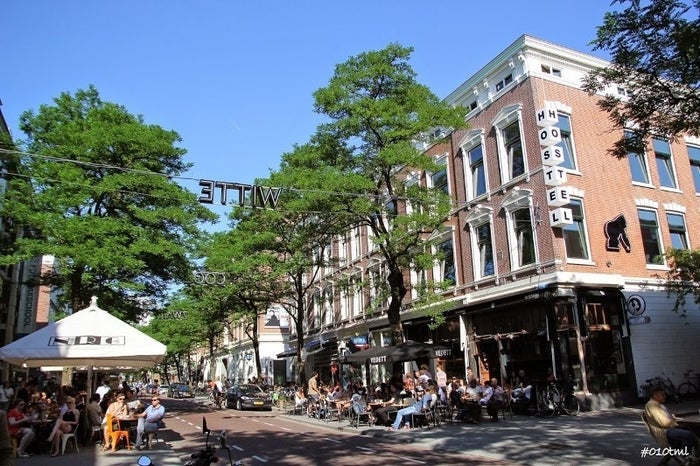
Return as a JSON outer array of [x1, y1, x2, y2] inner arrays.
[[0, 146, 471, 213]]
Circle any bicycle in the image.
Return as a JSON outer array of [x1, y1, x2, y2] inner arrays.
[[639, 374, 680, 402], [677, 370, 700, 401], [208, 389, 227, 409], [536, 382, 581, 417]]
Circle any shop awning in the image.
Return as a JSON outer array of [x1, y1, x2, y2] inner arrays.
[[276, 349, 297, 358]]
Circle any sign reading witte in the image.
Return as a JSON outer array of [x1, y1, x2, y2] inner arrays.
[[198, 180, 282, 209]]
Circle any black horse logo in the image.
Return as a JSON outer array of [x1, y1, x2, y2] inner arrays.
[[604, 214, 631, 252]]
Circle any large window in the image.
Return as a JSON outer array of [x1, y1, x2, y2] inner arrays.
[[557, 114, 577, 170], [653, 137, 677, 189], [468, 145, 487, 199], [503, 122, 525, 179], [688, 144, 700, 193], [562, 198, 589, 260], [475, 222, 495, 277], [667, 212, 689, 249], [436, 239, 456, 284], [513, 208, 536, 267], [627, 130, 650, 184], [638, 209, 664, 265], [431, 155, 449, 195]]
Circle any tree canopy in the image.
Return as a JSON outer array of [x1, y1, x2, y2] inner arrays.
[[583, 0, 700, 158], [0, 86, 217, 318], [280, 43, 468, 344]]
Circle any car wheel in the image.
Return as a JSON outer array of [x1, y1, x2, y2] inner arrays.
[[236, 399, 242, 410]]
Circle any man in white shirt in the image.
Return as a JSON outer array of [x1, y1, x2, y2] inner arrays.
[[95, 380, 111, 403]]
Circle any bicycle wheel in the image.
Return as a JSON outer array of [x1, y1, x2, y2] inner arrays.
[[562, 394, 581, 415]]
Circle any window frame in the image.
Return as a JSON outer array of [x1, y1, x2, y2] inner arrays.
[[626, 130, 652, 185], [666, 211, 689, 250], [459, 129, 488, 202], [493, 104, 527, 186], [465, 205, 496, 281], [562, 197, 591, 262], [637, 208, 665, 267], [501, 188, 538, 270], [430, 153, 450, 196], [687, 144, 700, 194], [556, 113, 577, 171], [653, 137, 678, 190]]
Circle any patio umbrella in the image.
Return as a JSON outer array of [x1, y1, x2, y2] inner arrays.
[[343, 340, 451, 365], [0, 296, 167, 369]]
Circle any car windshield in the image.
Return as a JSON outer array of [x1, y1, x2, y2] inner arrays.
[[240, 385, 263, 396]]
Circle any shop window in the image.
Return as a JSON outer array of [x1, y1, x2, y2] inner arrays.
[[585, 303, 609, 330]]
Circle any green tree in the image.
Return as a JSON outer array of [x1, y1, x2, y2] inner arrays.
[[584, 1, 700, 316], [583, 0, 700, 158], [0, 86, 216, 318], [286, 43, 468, 344]]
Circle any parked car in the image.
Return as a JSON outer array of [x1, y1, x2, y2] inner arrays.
[[168, 383, 194, 398], [158, 384, 170, 396], [226, 384, 272, 410]]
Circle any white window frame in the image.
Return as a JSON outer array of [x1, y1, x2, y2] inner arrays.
[[501, 188, 538, 270], [665, 208, 690, 250], [626, 130, 653, 186], [653, 136, 679, 191], [429, 153, 450, 196], [459, 129, 488, 202], [636, 205, 666, 268], [562, 191, 592, 264], [465, 205, 496, 280], [430, 228, 457, 286], [493, 104, 527, 185]]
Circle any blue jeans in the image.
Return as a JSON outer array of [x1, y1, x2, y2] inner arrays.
[[667, 427, 699, 452], [391, 406, 419, 430], [135, 418, 159, 446]]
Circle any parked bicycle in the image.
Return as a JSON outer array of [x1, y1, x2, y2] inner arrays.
[[639, 374, 680, 402], [536, 382, 581, 417], [677, 370, 700, 401]]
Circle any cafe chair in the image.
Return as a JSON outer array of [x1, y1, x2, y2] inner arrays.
[[348, 400, 374, 428], [61, 430, 80, 455], [641, 412, 687, 465], [102, 413, 131, 452], [410, 394, 439, 429]]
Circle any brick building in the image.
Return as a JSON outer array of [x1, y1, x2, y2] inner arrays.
[[283, 35, 700, 408]]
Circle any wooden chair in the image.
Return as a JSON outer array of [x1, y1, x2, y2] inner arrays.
[[102, 414, 131, 452]]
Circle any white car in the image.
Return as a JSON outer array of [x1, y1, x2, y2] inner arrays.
[[158, 384, 170, 396]]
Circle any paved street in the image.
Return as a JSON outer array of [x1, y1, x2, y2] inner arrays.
[[13, 395, 700, 465]]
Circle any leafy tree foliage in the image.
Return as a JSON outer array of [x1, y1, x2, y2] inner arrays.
[[0, 86, 217, 318], [664, 248, 700, 318], [583, 0, 700, 158], [285, 43, 468, 344]]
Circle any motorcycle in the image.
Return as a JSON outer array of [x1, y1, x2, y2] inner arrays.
[[136, 417, 241, 466]]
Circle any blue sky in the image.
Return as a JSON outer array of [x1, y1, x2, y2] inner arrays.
[[1, 1, 616, 228]]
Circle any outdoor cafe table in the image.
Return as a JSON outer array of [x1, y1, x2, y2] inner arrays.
[[677, 415, 700, 437], [115, 415, 140, 442], [29, 417, 56, 455]]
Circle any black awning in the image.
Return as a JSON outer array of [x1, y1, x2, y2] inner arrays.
[[276, 349, 297, 358]]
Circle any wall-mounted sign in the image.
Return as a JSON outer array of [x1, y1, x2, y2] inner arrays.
[[604, 214, 632, 252], [628, 316, 651, 326], [536, 104, 571, 228], [198, 179, 281, 209], [626, 294, 646, 316]]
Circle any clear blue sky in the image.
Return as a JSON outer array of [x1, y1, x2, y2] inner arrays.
[[1, 1, 616, 228]]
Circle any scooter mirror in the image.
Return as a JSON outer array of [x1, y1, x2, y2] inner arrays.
[[219, 430, 227, 449], [202, 417, 210, 435], [137, 455, 153, 466]]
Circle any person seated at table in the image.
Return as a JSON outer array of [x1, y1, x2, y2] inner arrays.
[[511, 369, 532, 402], [388, 385, 434, 431], [86, 393, 103, 429], [479, 379, 493, 407], [486, 378, 506, 422], [135, 395, 165, 450], [7, 400, 35, 458], [47, 396, 79, 456], [294, 387, 307, 413], [372, 384, 399, 426], [645, 385, 700, 455], [103, 393, 129, 444], [459, 378, 483, 423]]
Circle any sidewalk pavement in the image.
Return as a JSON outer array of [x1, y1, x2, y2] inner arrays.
[[279, 399, 700, 465], [12, 398, 700, 466]]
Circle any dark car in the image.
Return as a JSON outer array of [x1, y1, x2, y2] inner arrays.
[[226, 384, 272, 410], [168, 383, 194, 398]]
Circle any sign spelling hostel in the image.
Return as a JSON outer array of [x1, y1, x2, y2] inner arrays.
[[536, 104, 572, 228]]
